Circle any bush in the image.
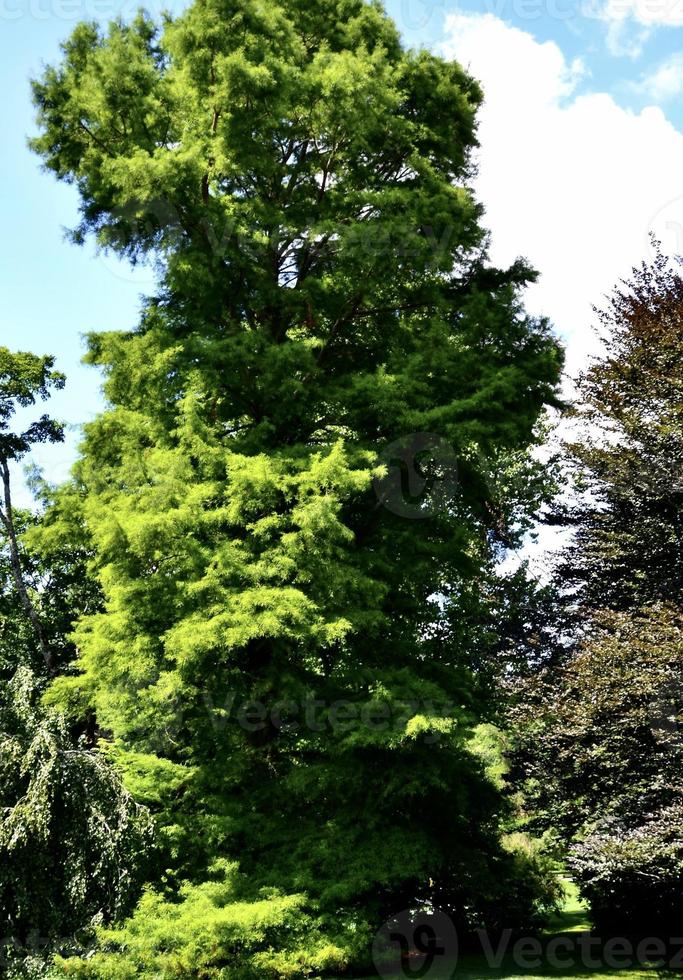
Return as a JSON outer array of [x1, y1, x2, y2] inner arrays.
[[570, 801, 683, 934], [53, 860, 365, 979]]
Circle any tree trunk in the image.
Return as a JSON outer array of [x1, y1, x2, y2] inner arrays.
[[0, 459, 53, 673]]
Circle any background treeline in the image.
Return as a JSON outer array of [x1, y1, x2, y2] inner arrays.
[[0, 0, 680, 977], [509, 252, 683, 937]]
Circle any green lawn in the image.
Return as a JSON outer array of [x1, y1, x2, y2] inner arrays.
[[364, 879, 681, 979], [544, 878, 592, 934]]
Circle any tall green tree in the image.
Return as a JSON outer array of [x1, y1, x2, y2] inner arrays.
[[31, 0, 562, 971]]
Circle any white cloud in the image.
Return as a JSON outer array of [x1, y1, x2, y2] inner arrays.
[[634, 52, 683, 99], [440, 13, 683, 376], [602, 0, 683, 27], [602, 17, 650, 58]]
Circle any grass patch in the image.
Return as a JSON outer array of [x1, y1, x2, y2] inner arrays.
[[544, 877, 592, 935], [363, 878, 681, 978]]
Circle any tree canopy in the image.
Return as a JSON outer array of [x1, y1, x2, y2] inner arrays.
[[26, 0, 564, 973]]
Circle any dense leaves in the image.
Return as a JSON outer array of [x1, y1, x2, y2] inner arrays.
[[0, 353, 150, 977], [28, 0, 562, 971], [0, 487, 100, 679], [0, 668, 152, 947], [509, 254, 683, 932], [559, 250, 683, 612], [571, 801, 683, 935], [511, 607, 683, 840], [0, 349, 67, 673], [53, 861, 357, 980]]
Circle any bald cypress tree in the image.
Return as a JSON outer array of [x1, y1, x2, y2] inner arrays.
[[32, 1, 561, 973]]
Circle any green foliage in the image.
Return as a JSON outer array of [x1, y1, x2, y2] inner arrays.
[[558, 250, 683, 613], [0, 348, 64, 464], [468, 723, 509, 790], [0, 488, 100, 678], [0, 667, 153, 952], [509, 255, 683, 933], [0, 353, 150, 976], [54, 850, 562, 980], [571, 802, 683, 935], [0, 347, 69, 674], [511, 606, 683, 838], [0, 510, 45, 675], [53, 860, 357, 980], [30, 0, 562, 970]]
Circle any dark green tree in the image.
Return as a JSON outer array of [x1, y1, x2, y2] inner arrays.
[[0, 479, 102, 682], [558, 249, 683, 613], [0, 348, 66, 673], [509, 253, 683, 933], [0, 350, 151, 977], [0, 667, 153, 963], [31, 0, 562, 972]]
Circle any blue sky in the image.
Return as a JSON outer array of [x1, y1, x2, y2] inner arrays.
[[3, 0, 683, 501], [390, 0, 683, 111]]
